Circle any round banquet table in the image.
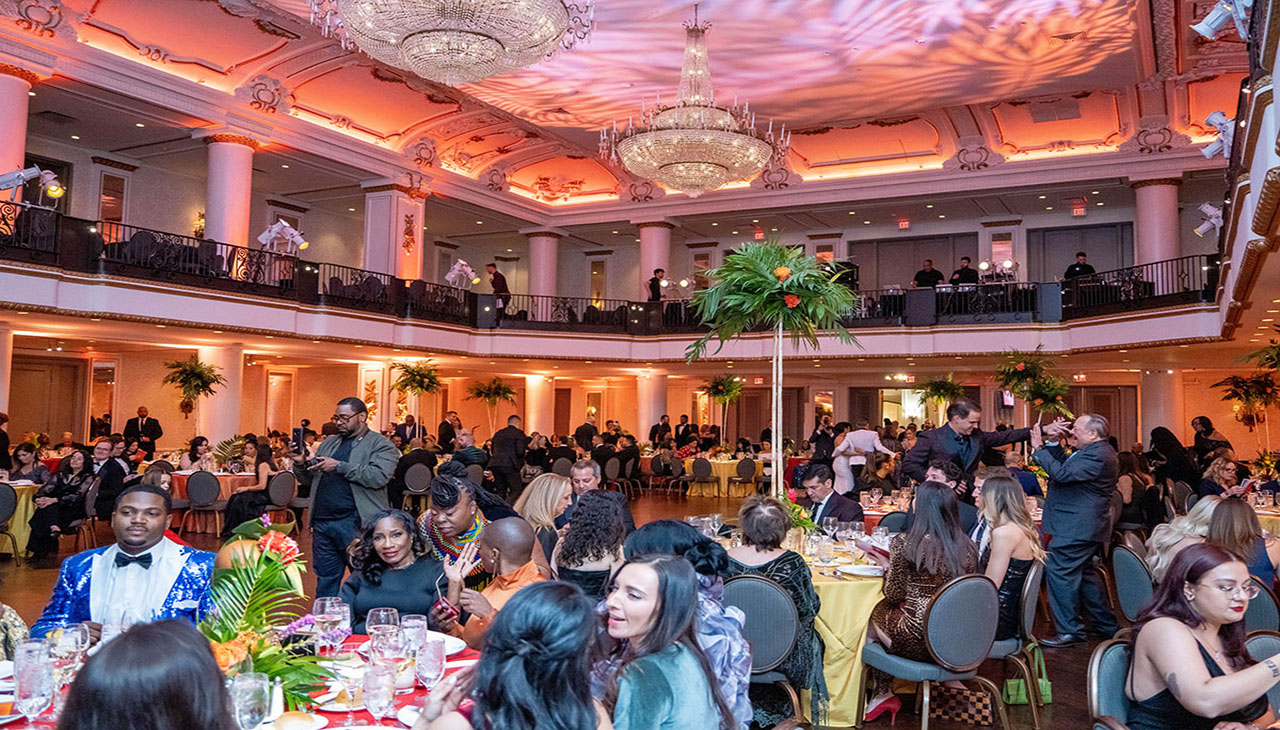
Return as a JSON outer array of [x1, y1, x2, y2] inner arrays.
[[682, 459, 763, 498], [801, 563, 885, 726], [0, 482, 37, 555], [170, 472, 258, 533], [320, 634, 481, 726], [1257, 508, 1280, 537]]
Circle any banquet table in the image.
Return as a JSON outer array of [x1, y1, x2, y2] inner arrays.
[[40, 457, 61, 472], [170, 472, 258, 533], [802, 563, 885, 726], [683, 459, 763, 498], [320, 634, 481, 727], [0, 482, 37, 555], [1257, 508, 1280, 536]]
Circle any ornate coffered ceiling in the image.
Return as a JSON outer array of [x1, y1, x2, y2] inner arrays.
[[0, 0, 1250, 209]]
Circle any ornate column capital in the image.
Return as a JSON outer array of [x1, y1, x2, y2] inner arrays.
[[1129, 177, 1183, 189], [0, 64, 42, 86], [631, 219, 677, 230], [518, 227, 568, 239], [203, 133, 262, 150]]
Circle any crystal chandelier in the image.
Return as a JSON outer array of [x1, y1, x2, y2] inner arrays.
[[600, 11, 788, 198], [309, 0, 594, 87]]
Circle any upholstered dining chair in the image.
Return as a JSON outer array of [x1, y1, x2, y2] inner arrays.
[[723, 574, 804, 726]]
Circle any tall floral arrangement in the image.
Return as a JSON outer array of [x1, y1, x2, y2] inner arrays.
[[465, 377, 518, 438], [916, 374, 967, 407], [161, 354, 226, 426], [686, 239, 856, 497], [701, 375, 743, 440], [994, 347, 1074, 420]]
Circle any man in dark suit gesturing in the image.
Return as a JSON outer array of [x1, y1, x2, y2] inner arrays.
[[801, 464, 864, 524], [1034, 414, 1120, 647], [903, 400, 1031, 488], [490, 415, 528, 501], [123, 406, 163, 458]]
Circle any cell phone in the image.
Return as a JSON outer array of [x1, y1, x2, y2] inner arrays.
[[433, 597, 459, 621], [292, 427, 305, 455]]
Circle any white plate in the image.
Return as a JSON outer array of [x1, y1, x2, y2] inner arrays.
[[0, 715, 21, 727], [397, 706, 421, 728], [315, 697, 364, 713], [358, 631, 466, 658], [838, 564, 885, 577], [0, 661, 11, 680], [265, 714, 327, 730]]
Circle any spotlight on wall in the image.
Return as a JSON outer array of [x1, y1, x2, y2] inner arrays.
[[1200, 111, 1235, 159], [1194, 203, 1224, 237], [1191, 2, 1235, 39], [257, 219, 309, 255], [0, 166, 66, 205], [978, 260, 991, 271]]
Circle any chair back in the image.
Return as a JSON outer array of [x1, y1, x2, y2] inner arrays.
[[1245, 576, 1280, 633], [552, 458, 573, 477], [604, 457, 621, 481], [1186, 493, 1200, 513], [146, 461, 176, 475], [723, 575, 800, 673], [1119, 531, 1148, 560], [465, 464, 484, 487], [0, 483, 16, 526], [1172, 480, 1193, 513], [83, 479, 101, 519], [1087, 639, 1132, 724], [1107, 490, 1122, 534], [649, 455, 666, 476], [735, 458, 755, 479], [1111, 545, 1156, 623], [1246, 631, 1280, 713], [923, 575, 1000, 672], [405, 463, 433, 494], [878, 510, 909, 534], [186, 471, 222, 507], [621, 459, 635, 480], [1019, 560, 1046, 641], [691, 457, 713, 478], [266, 472, 297, 507]]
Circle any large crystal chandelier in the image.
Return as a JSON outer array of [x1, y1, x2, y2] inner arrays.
[[309, 0, 594, 87], [600, 10, 788, 198]]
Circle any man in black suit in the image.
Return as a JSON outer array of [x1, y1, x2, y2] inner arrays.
[[800, 464, 864, 524], [122, 406, 163, 458], [395, 415, 427, 443], [389, 437, 438, 509], [89, 438, 127, 519], [603, 420, 621, 446], [614, 434, 642, 480], [1035, 414, 1120, 647], [675, 415, 695, 449], [490, 415, 528, 501], [486, 263, 510, 313], [573, 417, 598, 452], [648, 415, 672, 445], [904, 459, 979, 534], [949, 256, 980, 285], [902, 399, 1034, 488], [438, 411, 459, 453], [589, 434, 615, 472], [547, 434, 576, 466], [809, 416, 836, 469], [555, 459, 636, 532]]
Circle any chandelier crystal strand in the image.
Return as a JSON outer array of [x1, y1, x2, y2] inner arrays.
[[308, 0, 594, 87], [601, 12, 787, 198]]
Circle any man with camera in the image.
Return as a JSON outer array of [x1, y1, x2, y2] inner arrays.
[[292, 397, 400, 597]]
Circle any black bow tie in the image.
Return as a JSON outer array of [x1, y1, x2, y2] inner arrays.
[[115, 552, 153, 569]]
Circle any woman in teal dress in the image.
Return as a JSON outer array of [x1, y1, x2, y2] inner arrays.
[[601, 555, 735, 730]]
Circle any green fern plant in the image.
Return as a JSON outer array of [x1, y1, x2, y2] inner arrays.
[[465, 377, 518, 437], [701, 375, 744, 442], [161, 354, 226, 418], [390, 360, 442, 395], [915, 374, 967, 407], [212, 435, 245, 470]]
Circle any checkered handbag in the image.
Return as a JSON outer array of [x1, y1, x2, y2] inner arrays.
[[929, 685, 996, 725]]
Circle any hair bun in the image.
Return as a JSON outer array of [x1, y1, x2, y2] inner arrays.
[[683, 538, 729, 577], [437, 460, 467, 478]]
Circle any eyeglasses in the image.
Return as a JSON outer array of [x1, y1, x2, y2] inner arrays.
[[330, 412, 362, 424], [1195, 582, 1261, 599]]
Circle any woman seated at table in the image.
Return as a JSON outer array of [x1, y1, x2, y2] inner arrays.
[[524, 432, 549, 473], [122, 438, 147, 468], [599, 555, 735, 730], [855, 452, 897, 498], [864, 481, 979, 723], [553, 491, 626, 600], [976, 475, 1043, 640], [340, 508, 448, 634], [1207, 497, 1280, 589], [2, 442, 53, 485], [220, 439, 276, 538], [25, 448, 92, 561], [1147, 495, 1222, 584], [1124, 543, 1280, 730], [413, 582, 610, 730], [726, 495, 828, 727], [1198, 456, 1244, 498], [513, 473, 572, 565], [178, 436, 216, 471], [418, 461, 518, 590]]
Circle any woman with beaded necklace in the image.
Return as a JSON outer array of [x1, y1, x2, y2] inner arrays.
[[417, 461, 517, 590]]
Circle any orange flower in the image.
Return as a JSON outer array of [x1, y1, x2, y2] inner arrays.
[[784, 294, 801, 308], [1034, 398, 1044, 405], [774, 266, 791, 282], [210, 638, 248, 672], [257, 530, 300, 565], [1015, 363, 1026, 371]]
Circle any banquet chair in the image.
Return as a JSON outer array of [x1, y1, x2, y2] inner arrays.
[[855, 575, 1009, 730], [402, 463, 433, 515], [675, 458, 718, 497], [662, 459, 686, 495], [1185, 493, 1200, 513], [551, 458, 573, 477], [1087, 639, 1133, 730], [178, 470, 228, 537], [1245, 576, 1280, 634], [72, 480, 100, 551], [723, 575, 803, 725], [1245, 631, 1280, 714], [1171, 480, 1193, 514], [603, 457, 629, 494], [985, 561, 1046, 729], [145, 460, 176, 475], [1110, 545, 1155, 625], [1118, 531, 1147, 561], [726, 458, 756, 498], [464, 464, 484, 487], [755, 460, 773, 494], [265, 472, 298, 531], [878, 510, 909, 534], [644, 455, 671, 492], [0, 483, 21, 564]]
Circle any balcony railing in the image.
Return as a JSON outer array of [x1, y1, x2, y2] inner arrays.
[[405, 279, 473, 326], [843, 288, 906, 326], [317, 262, 394, 314], [1061, 255, 1216, 319], [0, 201, 60, 265], [936, 281, 1039, 324]]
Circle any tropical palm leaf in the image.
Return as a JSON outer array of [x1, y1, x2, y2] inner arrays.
[[203, 554, 301, 640], [916, 374, 967, 406], [390, 360, 442, 395]]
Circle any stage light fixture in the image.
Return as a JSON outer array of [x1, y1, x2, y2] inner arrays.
[[1201, 111, 1235, 159], [1194, 203, 1223, 237]]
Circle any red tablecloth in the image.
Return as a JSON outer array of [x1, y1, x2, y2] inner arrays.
[[41, 457, 61, 472], [321, 634, 481, 725], [170, 472, 259, 533]]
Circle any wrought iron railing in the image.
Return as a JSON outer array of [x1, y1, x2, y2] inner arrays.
[[96, 220, 295, 294], [317, 261, 393, 312], [843, 288, 907, 325], [500, 293, 640, 331], [1061, 254, 1216, 319], [0, 200, 60, 264], [405, 279, 473, 325], [936, 282, 1039, 322]]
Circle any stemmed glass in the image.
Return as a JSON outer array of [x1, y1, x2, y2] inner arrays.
[[49, 624, 89, 712], [363, 663, 397, 726], [328, 647, 365, 728], [414, 636, 446, 690], [869, 487, 883, 505], [14, 640, 53, 728], [836, 523, 855, 553], [312, 597, 350, 658], [816, 537, 836, 576], [366, 607, 400, 638], [230, 672, 270, 730], [370, 627, 410, 692], [708, 513, 723, 534], [821, 516, 838, 539]]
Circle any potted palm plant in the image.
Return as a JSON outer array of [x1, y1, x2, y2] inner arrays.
[[162, 354, 226, 432], [465, 377, 518, 438], [701, 375, 743, 443], [391, 360, 442, 424]]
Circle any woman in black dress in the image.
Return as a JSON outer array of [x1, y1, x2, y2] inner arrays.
[[221, 440, 276, 537], [26, 448, 91, 561], [553, 490, 625, 600], [5, 443, 52, 486], [340, 509, 448, 633], [976, 475, 1042, 640]]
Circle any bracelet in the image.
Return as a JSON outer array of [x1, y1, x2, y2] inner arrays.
[[1265, 658, 1279, 678]]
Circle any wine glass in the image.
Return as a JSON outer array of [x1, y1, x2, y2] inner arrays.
[[415, 635, 446, 690], [816, 537, 836, 576], [49, 624, 89, 710], [312, 597, 347, 658], [821, 516, 838, 538], [328, 649, 365, 728], [366, 607, 400, 638], [14, 640, 54, 728], [230, 672, 270, 730], [363, 663, 397, 726], [708, 513, 723, 533], [869, 487, 883, 505]]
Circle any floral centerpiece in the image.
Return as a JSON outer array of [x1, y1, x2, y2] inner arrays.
[[201, 516, 329, 710], [994, 346, 1074, 420]]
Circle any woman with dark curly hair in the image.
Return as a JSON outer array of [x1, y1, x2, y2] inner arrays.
[[340, 508, 449, 633], [417, 461, 518, 590], [552, 490, 626, 600]]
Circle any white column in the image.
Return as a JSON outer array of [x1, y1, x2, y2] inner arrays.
[[1131, 178, 1182, 265], [524, 374, 554, 437], [197, 344, 244, 443], [204, 135, 258, 247], [362, 183, 427, 278], [0, 325, 12, 413], [637, 372, 668, 444], [635, 220, 674, 299], [0, 66, 38, 199], [520, 227, 567, 298], [1140, 369, 1186, 443]]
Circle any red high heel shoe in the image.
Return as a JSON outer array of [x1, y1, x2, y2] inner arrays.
[[864, 695, 901, 724]]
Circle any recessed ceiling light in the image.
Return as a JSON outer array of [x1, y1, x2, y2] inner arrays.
[[1096, 202, 1104, 206], [938, 214, 946, 219], [281, 164, 289, 169], [506, 248, 513, 252], [771, 228, 778, 232], [863, 220, 870, 224], [611, 230, 619, 234], [135, 123, 145, 128], [475, 220, 483, 225], [1045, 206, 1053, 210], [70, 135, 80, 140], [1038, 195, 1047, 199], [1091, 190, 1100, 195], [926, 204, 934, 209], [848, 211, 856, 215], [156, 324, 166, 328], [752, 219, 759, 223], [711, 222, 719, 226], [731, 230, 738, 234]]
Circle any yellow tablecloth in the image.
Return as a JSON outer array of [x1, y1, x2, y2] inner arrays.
[[1257, 509, 1280, 536], [1, 483, 37, 555], [803, 570, 885, 726], [683, 459, 763, 497]]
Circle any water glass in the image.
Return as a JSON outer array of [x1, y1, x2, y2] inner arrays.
[[363, 663, 397, 724], [822, 516, 838, 538], [14, 640, 53, 726], [414, 636, 446, 690], [873, 526, 889, 542], [869, 488, 883, 504], [370, 627, 407, 664], [816, 537, 836, 575], [312, 597, 349, 657], [401, 614, 429, 653], [853, 521, 865, 539], [230, 672, 270, 730]]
